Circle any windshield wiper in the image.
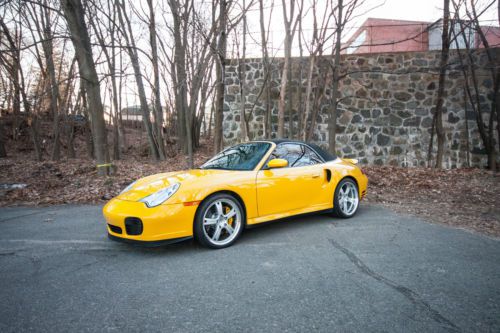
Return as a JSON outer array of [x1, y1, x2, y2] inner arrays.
[[200, 166, 231, 170]]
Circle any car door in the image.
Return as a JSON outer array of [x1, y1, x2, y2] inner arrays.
[[256, 143, 327, 217]]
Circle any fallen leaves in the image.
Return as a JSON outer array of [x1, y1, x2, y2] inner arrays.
[[0, 150, 498, 238], [0, 143, 212, 207], [363, 166, 500, 238]]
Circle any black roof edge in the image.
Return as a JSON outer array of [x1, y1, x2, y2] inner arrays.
[[251, 139, 337, 162]]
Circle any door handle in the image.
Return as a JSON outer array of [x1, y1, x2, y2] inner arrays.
[[312, 174, 320, 178]]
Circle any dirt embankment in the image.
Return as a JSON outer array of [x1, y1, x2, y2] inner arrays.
[[363, 166, 500, 237], [1, 119, 498, 237]]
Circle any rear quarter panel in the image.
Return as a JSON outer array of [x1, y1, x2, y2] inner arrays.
[[327, 159, 368, 197]]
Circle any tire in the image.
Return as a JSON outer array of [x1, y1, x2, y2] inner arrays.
[[332, 178, 359, 218], [194, 193, 245, 249]]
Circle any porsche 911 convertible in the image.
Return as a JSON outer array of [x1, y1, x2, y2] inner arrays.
[[103, 140, 368, 249]]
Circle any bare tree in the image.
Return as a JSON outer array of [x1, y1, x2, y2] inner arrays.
[[301, 0, 333, 141], [430, 0, 451, 168], [277, 0, 302, 138], [25, 0, 62, 160], [237, 0, 249, 141], [258, 0, 273, 138], [469, 0, 498, 170], [115, 0, 161, 160], [89, 0, 123, 160], [167, 0, 194, 166], [0, 12, 43, 161], [0, 124, 6, 157], [61, 0, 111, 175], [327, 0, 364, 154], [450, 0, 497, 170], [214, 0, 228, 152], [147, 0, 167, 160]]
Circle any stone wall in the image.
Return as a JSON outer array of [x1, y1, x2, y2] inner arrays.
[[223, 49, 498, 168]]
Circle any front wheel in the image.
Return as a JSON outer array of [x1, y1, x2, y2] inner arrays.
[[194, 194, 245, 249], [332, 178, 359, 218]]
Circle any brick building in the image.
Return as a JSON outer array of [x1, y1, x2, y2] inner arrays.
[[344, 17, 500, 54]]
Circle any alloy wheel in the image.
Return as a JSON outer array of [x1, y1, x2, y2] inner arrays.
[[338, 181, 359, 216], [202, 198, 242, 247]]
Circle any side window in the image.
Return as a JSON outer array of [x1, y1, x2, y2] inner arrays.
[[269, 144, 323, 168], [294, 146, 323, 167], [269, 144, 298, 166]]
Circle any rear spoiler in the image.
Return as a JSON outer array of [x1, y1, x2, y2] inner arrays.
[[341, 158, 358, 165]]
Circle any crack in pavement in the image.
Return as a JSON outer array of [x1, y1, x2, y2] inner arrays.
[[0, 210, 57, 223], [329, 239, 460, 332], [0, 239, 109, 245]]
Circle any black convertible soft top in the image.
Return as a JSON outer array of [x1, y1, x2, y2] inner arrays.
[[266, 139, 337, 162]]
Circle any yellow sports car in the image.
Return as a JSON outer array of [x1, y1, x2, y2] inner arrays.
[[103, 140, 368, 249]]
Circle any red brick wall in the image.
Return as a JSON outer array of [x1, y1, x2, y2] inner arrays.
[[476, 26, 500, 48], [349, 19, 429, 54], [346, 18, 500, 54]]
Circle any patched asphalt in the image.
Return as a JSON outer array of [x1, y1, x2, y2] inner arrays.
[[0, 204, 499, 332]]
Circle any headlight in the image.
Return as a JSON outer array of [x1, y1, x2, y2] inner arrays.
[[120, 181, 137, 195], [140, 183, 180, 208]]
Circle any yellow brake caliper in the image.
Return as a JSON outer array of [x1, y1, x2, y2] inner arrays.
[[225, 206, 233, 226]]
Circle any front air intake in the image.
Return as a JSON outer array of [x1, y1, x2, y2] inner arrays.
[[108, 224, 122, 234], [124, 217, 143, 235]]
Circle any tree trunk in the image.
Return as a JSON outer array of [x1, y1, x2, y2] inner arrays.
[[258, 0, 272, 139], [111, 32, 121, 161], [287, 48, 294, 139], [239, 0, 249, 142], [278, 0, 301, 139], [29, 115, 43, 161], [451, 12, 495, 170], [112, 113, 120, 160], [278, 36, 290, 138], [116, 0, 160, 160], [432, 0, 451, 168], [470, 2, 498, 170], [90, 2, 121, 160], [12, 58, 21, 141], [328, 0, 343, 154], [147, 0, 166, 160], [297, 17, 304, 138], [39, 2, 62, 161], [68, 88, 80, 159], [0, 123, 7, 157], [463, 87, 470, 167], [61, 0, 110, 175], [208, 104, 214, 139], [214, 0, 227, 152], [168, 0, 193, 167], [307, 69, 326, 142], [302, 55, 316, 140], [0, 16, 42, 160]]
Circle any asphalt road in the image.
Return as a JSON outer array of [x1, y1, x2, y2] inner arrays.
[[0, 204, 499, 332]]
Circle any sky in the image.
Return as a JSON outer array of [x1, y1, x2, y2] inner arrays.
[[362, 0, 446, 23], [11, 0, 497, 109], [360, 0, 497, 25], [130, 0, 499, 106], [241, 0, 499, 58]]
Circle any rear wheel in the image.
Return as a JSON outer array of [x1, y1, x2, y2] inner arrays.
[[194, 194, 245, 249], [332, 178, 359, 218]]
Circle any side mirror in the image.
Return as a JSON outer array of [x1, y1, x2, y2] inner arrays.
[[267, 158, 288, 169]]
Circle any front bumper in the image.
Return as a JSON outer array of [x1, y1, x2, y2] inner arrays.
[[103, 198, 197, 243]]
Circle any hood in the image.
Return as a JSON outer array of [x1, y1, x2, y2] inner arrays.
[[117, 169, 229, 202]]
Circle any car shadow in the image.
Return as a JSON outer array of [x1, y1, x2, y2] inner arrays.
[[104, 205, 373, 255], [240, 212, 334, 242]]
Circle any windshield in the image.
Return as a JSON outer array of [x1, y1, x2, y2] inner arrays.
[[200, 142, 271, 171]]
